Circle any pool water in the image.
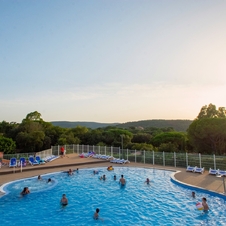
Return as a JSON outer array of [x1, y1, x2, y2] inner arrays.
[[0, 167, 226, 226]]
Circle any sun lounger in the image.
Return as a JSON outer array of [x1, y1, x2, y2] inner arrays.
[[42, 155, 60, 162], [28, 156, 39, 166], [35, 156, 45, 164], [18, 157, 26, 167], [186, 166, 196, 172], [194, 167, 204, 174], [218, 170, 226, 176], [209, 168, 219, 175], [9, 157, 17, 167]]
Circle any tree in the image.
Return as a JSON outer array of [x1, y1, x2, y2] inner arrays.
[[187, 118, 226, 154], [197, 103, 226, 119], [0, 136, 16, 154], [151, 132, 186, 151], [23, 111, 43, 122]]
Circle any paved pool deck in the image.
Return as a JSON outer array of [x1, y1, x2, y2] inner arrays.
[[0, 153, 225, 195]]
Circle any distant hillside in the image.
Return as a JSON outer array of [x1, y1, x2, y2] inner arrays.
[[51, 121, 118, 129], [116, 119, 193, 132], [51, 119, 193, 131]]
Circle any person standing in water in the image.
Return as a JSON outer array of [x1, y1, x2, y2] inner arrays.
[[119, 175, 126, 185], [60, 194, 68, 206]]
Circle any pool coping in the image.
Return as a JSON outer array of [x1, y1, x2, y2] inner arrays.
[[171, 171, 226, 200]]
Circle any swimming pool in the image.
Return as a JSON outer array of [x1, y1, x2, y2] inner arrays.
[[0, 167, 226, 226]]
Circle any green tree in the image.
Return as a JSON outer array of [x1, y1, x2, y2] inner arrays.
[[197, 103, 226, 119], [187, 118, 226, 154], [0, 136, 16, 154], [151, 132, 186, 151]]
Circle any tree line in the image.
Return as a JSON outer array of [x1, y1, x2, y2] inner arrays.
[[0, 103, 226, 155]]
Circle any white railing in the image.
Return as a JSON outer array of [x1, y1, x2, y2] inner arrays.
[[51, 144, 226, 170]]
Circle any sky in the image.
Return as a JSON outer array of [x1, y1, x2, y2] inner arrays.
[[1, 0, 226, 123]]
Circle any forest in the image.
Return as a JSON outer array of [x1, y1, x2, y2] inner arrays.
[[0, 103, 226, 155]]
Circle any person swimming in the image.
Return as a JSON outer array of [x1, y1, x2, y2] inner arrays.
[[93, 208, 100, 220], [47, 178, 52, 183], [38, 175, 42, 180], [145, 178, 150, 184], [100, 175, 106, 180], [192, 192, 196, 198], [114, 175, 116, 180], [68, 169, 73, 175], [60, 194, 68, 206], [21, 187, 30, 195]]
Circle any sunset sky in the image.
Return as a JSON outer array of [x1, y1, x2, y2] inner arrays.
[[1, 0, 226, 123]]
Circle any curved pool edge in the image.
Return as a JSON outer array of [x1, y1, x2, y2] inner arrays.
[[0, 170, 63, 197], [171, 171, 226, 200]]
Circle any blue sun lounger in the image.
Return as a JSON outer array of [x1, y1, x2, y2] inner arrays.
[[209, 168, 219, 175], [29, 156, 39, 166], [194, 167, 204, 174], [9, 157, 17, 167], [186, 166, 196, 172]]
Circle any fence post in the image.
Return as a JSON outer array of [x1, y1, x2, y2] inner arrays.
[[135, 149, 136, 163], [105, 146, 106, 156], [111, 146, 113, 157], [174, 152, 176, 168], [87, 145, 89, 152], [163, 151, 165, 167], [58, 145, 59, 156], [144, 150, 145, 164], [186, 152, 188, 167], [199, 153, 201, 168], [153, 150, 155, 165], [99, 146, 100, 155], [213, 154, 216, 170], [119, 147, 121, 159], [127, 148, 128, 160]]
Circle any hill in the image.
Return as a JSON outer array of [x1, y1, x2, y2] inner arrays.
[[116, 119, 193, 132], [51, 119, 193, 131], [51, 121, 118, 129]]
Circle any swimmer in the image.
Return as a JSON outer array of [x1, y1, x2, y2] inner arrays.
[[60, 194, 68, 206], [21, 187, 30, 195], [93, 208, 103, 221], [93, 170, 98, 175], [93, 208, 99, 219], [114, 175, 116, 180], [100, 175, 106, 180], [119, 175, 126, 185], [202, 197, 209, 212], [76, 168, 79, 173], [145, 178, 150, 184], [68, 169, 73, 175], [192, 192, 196, 198], [47, 178, 52, 183], [37, 175, 42, 180]]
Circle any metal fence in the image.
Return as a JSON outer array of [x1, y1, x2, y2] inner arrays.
[[2, 149, 52, 161], [1, 145, 225, 171], [52, 144, 226, 170]]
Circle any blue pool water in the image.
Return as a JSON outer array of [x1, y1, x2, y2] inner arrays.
[[0, 167, 226, 226]]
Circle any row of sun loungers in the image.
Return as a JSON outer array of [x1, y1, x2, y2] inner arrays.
[[209, 168, 226, 176], [110, 158, 130, 164], [186, 166, 205, 174], [8, 155, 59, 167], [186, 166, 226, 176], [79, 153, 130, 164]]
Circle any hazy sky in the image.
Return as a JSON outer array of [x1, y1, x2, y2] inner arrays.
[[1, 0, 226, 123]]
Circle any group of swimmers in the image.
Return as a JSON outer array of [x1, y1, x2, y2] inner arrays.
[[192, 192, 209, 212], [98, 173, 126, 186], [20, 175, 52, 196]]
